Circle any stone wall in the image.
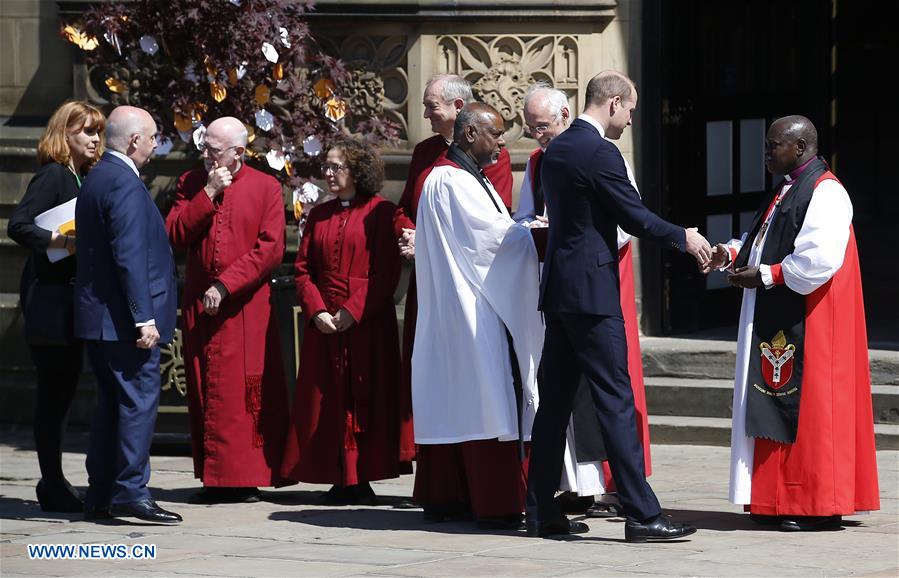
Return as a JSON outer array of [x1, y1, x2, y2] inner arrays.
[[0, 0, 642, 428]]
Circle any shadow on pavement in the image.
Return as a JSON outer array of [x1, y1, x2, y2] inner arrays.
[[269, 507, 526, 536], [662, 508, 848, 533]]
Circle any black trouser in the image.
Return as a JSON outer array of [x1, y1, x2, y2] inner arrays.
[[526, 311, 661, 523], [30, 341, 83, 484]]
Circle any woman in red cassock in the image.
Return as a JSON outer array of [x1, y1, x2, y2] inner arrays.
[[281, 137, 403, 504]]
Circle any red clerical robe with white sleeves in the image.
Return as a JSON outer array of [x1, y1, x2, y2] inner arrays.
[[166, 164, 290, 487], [725, 164, 879, 516], [393, 135, 514, 465], [281, 194, 403, 485]]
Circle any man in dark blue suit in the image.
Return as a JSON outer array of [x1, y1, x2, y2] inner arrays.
[[526, 71, 710, 540], [75, 106, 181, 524]]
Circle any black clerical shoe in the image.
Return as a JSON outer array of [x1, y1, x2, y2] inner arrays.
[[422, 502, 472, 522], [779, 515, 842, 532], [584, 501, 622, 519], [476, 514, 526, 531], [191, 487, 261, 504], [525, 515, 590, 537], [624, 515, 697, 543], [108, 499, 182, 524], [344, 483, 377, 506], [555, 491, 595, 515], [748, 513, 782, 526], [36, 479, 83, 513]]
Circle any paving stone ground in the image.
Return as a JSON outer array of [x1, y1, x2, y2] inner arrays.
[[1, 433, 896, 577]]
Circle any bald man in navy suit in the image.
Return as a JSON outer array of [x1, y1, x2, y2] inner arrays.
[[75, 106, 181, 525]]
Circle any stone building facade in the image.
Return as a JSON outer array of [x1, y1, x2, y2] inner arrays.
[[0, 0, 644, 426]]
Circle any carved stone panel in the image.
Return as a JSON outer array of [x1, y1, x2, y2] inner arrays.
[[318, 35, 410, 141], [436, 34, 582, 144]]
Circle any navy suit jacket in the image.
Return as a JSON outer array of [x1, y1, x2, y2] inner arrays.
[[74, 152, 177, 343], [539, 118, 686, 316]]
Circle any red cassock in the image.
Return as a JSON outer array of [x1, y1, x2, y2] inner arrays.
[[166, 165, 290, 487], [749, 225, 879, 516], [281, 195, 403, 485], [393, 135, 514, 463]]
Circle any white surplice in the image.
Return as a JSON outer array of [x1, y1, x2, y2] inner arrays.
[[412, 164, 544, 444], [726, 176, 852, 504]]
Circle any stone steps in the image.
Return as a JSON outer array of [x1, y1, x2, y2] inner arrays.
[[649, 415, 899, 450], [643, 376, 899, 424]]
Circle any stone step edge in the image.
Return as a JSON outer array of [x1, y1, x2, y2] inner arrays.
[[640, 337, 899, 386], [644, 377, 897, 391], [648, 415, 899, 450]]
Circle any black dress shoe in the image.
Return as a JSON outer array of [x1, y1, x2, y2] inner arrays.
[[109, 499, 182, 524], [625, 515, 697, 543], [36, 479, 84, 513], [779, 515, 842, 532], [476, 514, 526, 531], [526, 516, 590, 537]]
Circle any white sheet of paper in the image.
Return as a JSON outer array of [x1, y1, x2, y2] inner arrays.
[[34, 197, 76, 263]]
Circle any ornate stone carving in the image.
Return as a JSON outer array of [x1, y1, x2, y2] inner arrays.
[[344, 69, 385, 119], [160, 327, 187, 397], [436, 34, 582, 144], [318, 35, 410, 140]]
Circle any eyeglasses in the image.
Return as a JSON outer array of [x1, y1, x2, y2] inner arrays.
[[525, 123, 552, 136], [321, 162, 348, 174], [198, 143, 237, 156]]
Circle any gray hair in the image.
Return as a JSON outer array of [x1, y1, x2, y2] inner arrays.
[[425, 74, 474, 104], [524, 82, 569, 117]]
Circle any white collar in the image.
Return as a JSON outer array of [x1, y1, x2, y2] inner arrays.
[[108, 150, 140, 176], [577, 114, 606, 138]]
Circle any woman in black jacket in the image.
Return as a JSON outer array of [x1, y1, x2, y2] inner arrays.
[[8, 100, 105, 512]]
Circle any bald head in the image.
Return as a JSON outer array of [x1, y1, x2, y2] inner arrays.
[[105, 106, 157, 168], [453, 103, 500, 143], [770, 115, 818, 152], [453, 103, 506, 168], [765, 115, 819, 175], [105, 106, 154, 152], [206, 116, 249, 148], [203, 116, 248, 172]]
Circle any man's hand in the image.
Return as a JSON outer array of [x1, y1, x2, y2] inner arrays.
[[333, 308, 356, 332], [313, 311, 338, 334], [205, 161, 232, 200], [398, 227, 415, 260], [527, 215, 549, 229], [728, 266, 763, 289], [684, 227, 712, 269], [203, 285, 224, 316], [136, 324, 160, 349], [707, 243, 731, 271]]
